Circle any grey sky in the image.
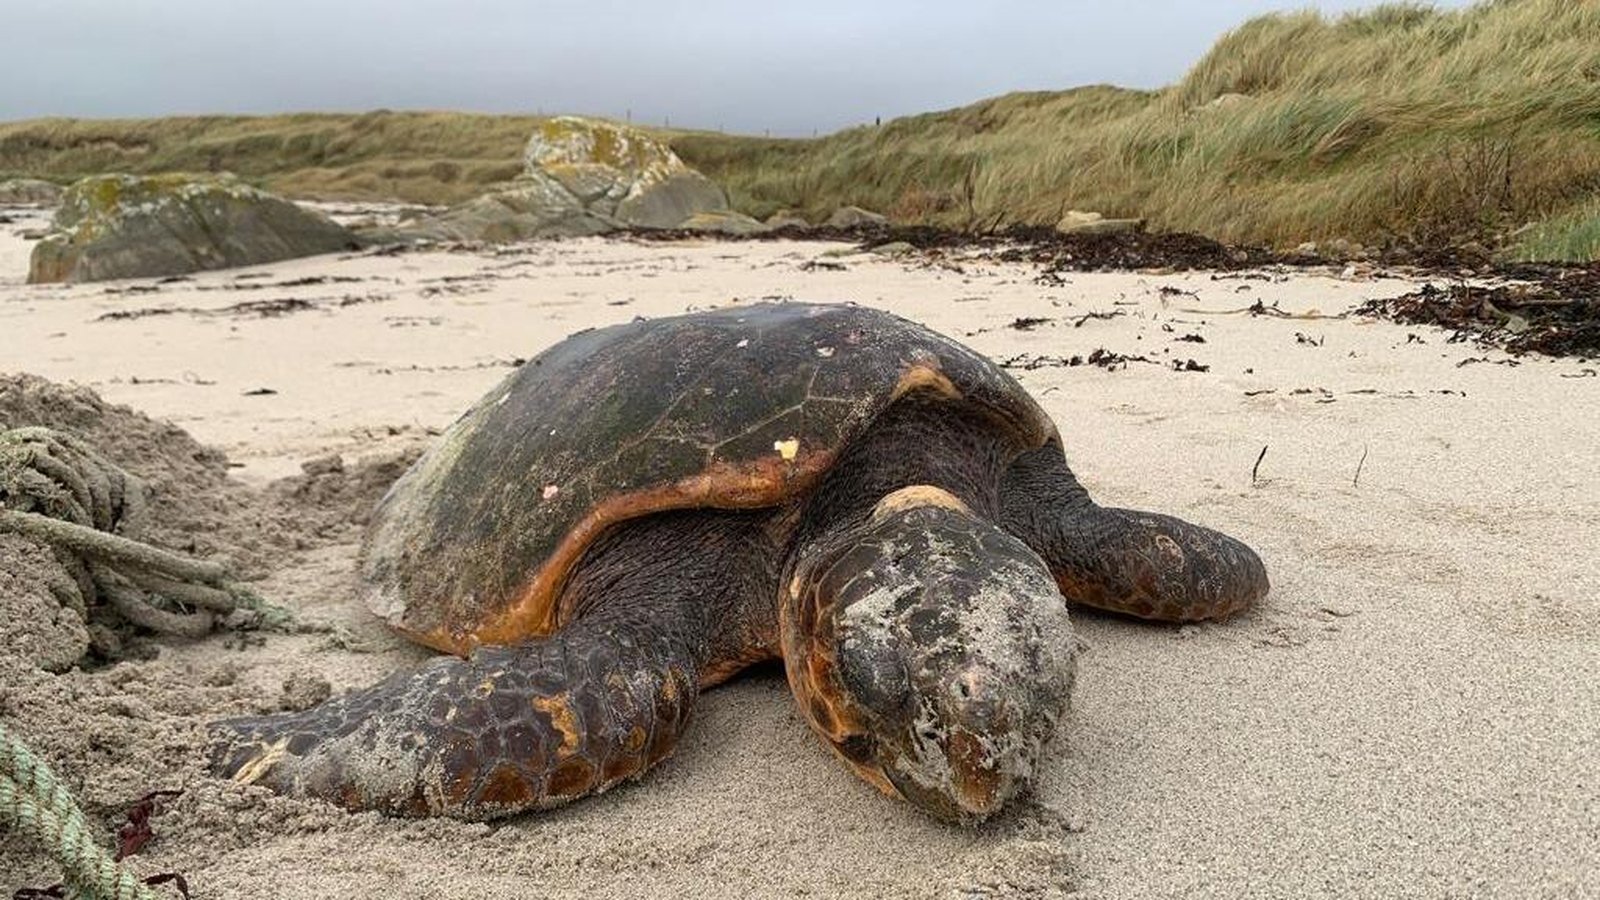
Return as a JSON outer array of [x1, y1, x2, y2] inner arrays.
[[2, 1, 1472, 136]]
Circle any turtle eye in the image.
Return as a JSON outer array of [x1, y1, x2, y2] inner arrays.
[[837, 632, 912, 722]]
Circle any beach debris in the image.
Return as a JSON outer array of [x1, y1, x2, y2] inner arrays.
[[0, 428, 275, 646], [1008, 317, 1053, 331], [1072, 310, 1125, 327], [999, 348, 1155, 371], [2, 722, 188, 899], [1353, 445, 1370, 487], [799, 259, 847, 272], [114, 790, 184, 861], [1357, 279, 1600, 357]]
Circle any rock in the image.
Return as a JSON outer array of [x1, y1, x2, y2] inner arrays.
[[27, 174, 358, 284], [615, 172, 728, 229], [1327, 238, 1367, 259], [765, 210, 812, 230], [1055, 210, 1144, 235], [869, 241, 917, 256], [1295, 241, 1320, 255], [387, 176, 614, 243], [0, 178, 63, 207], [677, 210, 771, 236], [393, 117, 733, 243], [826, 206, 889, 229], [526, 118, 727, 227]]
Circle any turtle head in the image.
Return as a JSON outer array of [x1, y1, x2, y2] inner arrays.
[[780, 485, 1076, 822]]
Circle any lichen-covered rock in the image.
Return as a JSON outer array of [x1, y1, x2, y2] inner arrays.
[[825, 206, 889, 228], [0, 178, 63, 207], [524, 117, 729, 228], [614, 172, 729, 229], [27, 174, 358, 284], [390, 117, 734, 244], [677, 209, 770, 236], [523, 117, 683, 207]]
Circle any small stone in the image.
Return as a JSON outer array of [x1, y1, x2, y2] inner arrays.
[[300, 453, 345, 477], [825, 206, 889, 228], [869, 241, 916, 256]]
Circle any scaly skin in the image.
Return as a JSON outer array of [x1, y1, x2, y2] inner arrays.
[[210, 605, 701, 819], [209, 510, 764, 820], [1001, 440, 1270, 621]]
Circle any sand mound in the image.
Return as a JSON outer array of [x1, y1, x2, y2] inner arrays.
[[1, 374, 419, 890]]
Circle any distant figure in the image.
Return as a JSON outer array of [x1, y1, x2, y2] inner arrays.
[[875, 116, 881, 127]]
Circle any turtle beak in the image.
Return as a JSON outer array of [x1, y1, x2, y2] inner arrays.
[[882, 671, 1028, 822], [882, 732, 1017, 822]]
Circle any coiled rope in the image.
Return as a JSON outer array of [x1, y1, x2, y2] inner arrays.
[[0, 426, 288, 640], [0, 721, 164, 900]]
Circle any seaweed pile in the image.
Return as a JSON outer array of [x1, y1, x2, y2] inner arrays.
[[1357, 269, 1600, 358]]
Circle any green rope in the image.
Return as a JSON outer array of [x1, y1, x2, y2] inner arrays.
[[0, 427, 296, 647], [0, 722, 164, 900]]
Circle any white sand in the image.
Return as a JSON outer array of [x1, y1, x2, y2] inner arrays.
[[2, 214, 1596, 899]]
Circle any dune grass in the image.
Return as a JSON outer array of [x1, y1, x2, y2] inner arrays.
[[676, 0, 1600, 254], [0, 111, 535, 206], [3, 0, 1599, 256]]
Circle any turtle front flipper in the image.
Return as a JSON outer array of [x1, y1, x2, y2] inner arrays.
[[209, 613, 699, 820], [1001, 441, 1269, 621]]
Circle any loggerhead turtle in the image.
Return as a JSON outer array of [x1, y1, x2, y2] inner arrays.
[[210, 302, 1268, 822]]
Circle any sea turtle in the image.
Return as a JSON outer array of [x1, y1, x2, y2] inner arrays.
[[210, 302, 1268, 822]]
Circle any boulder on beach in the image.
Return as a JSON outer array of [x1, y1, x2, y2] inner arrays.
[[397, 117, 733, 243], [825, 205, 889, 228], [27, 174, 358, 284], [765, 210, 812, 230], [1055, 210, 1145, 236], [386, 175, 614, 243], [677, 209, 771, 235], [0, 178, 64, 207]]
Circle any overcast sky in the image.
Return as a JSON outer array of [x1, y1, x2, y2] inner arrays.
[[2, 1, 1474, 136]]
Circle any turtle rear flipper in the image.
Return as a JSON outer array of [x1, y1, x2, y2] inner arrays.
[[209, 610, 699, 819], [1001, 442, 1268, 622]]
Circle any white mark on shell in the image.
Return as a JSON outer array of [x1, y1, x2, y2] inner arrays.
[[541, 484, 560, 500], [736, 338, 750, 348], [774, 438, 800, 461], [816, 346, 835, 358]]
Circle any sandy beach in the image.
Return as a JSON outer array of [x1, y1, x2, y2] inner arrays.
[[2, 206, 1596, 899]]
